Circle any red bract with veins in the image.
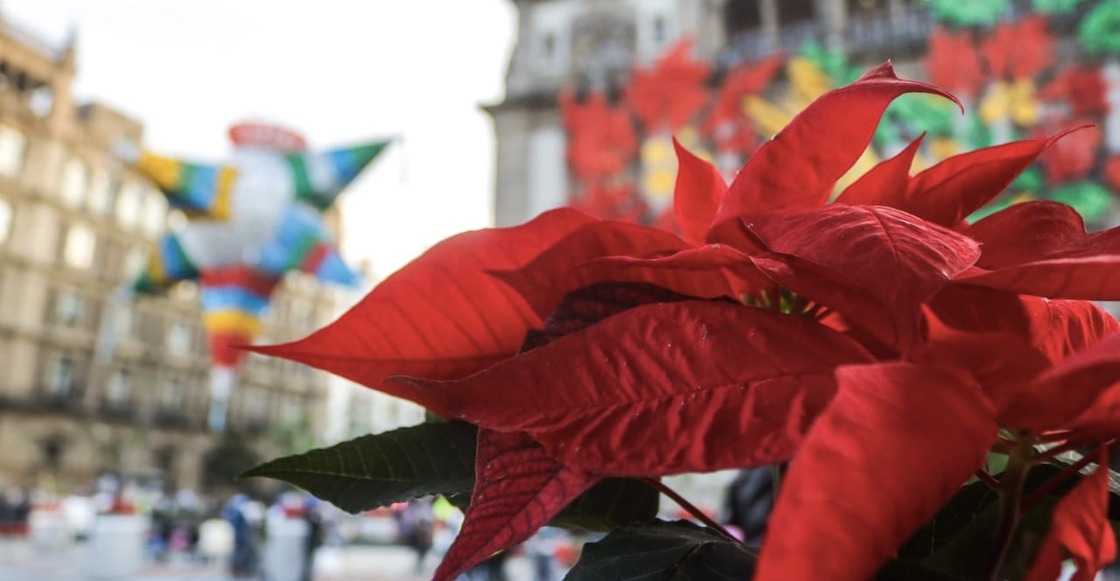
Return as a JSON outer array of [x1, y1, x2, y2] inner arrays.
[[254, 61, 1120, 581]]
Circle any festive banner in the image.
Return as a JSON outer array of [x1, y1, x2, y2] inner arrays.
[[558, 6, 1120, 228]]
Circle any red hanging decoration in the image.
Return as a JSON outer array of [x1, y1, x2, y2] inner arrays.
[[927, 26, 985, 100], [624, 37, 712, 132], [559, 89, 638, 185]]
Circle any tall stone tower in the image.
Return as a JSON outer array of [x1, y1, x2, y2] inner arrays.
[[486, 0, 730, 227]]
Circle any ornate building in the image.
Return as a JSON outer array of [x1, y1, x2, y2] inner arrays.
[[487, 0, 937, 226], [0, 11, 345, 496], [488, 0, 1110, 229]]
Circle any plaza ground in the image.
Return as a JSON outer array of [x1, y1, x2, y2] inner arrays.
[[0, 537, 538, 581]]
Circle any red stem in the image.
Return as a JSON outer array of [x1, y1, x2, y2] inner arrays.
[[643, 478, 739, 542], [1022, 445, 1107, 512], [974, 469, 1000, 490]]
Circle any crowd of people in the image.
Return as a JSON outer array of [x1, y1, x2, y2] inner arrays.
[[6, 481, 585, 580]]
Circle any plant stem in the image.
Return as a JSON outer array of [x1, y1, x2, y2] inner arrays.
[[642, 477, 738, 541], [974, 469, 1000, 490], [988, 446, 1033, 581], [1023, 442, 1111, 512]]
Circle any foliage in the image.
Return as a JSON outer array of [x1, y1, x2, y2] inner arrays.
[[922, 0, 1011, 27], [244, 63, 1120, 580]]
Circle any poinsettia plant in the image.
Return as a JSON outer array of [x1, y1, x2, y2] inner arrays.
[[241, 62, 1120, 580]]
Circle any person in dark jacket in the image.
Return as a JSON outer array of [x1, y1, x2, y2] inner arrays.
[[721, 466, 775, 548]]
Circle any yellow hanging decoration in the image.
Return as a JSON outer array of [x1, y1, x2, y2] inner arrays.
[[979, 79, 1039, 127], [929, 137, 960, 163], [1010, 78, 1038, 127], [642, 128, 710, 210], [787, 57, 834, 109]]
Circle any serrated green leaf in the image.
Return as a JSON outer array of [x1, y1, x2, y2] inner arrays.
[[913, 463, 1067, 579], [565, 520, 756, 581], [896, 477, 998, 563], [239, 421, 477, 513], [875, 559, 970, 581], [446, 477, 659, 532]]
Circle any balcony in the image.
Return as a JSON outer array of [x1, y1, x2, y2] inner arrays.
[[98, 401, 137, 423], [719, 28, 774, 69], [721, 5, 938, 69], [152, 408, 201, 430], [846, 4, 935, 57]]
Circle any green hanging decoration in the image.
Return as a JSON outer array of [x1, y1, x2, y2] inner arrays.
[[1012, 166, 1044, 192], [872, 118, 903, 149], [1032, 0, 1086, 13], [1080, 1, 1120, 55], [921, 0, 1010, 27], [799, 40, 860, 86], [1047, 181, 1115, 222], [875, 95, 957, 148], [897, 96, 957, 137], [967, 194, 1018, 222]]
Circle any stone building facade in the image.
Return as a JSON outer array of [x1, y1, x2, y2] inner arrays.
[[0, 12, 345, 497], [487, 0, 937, 226]]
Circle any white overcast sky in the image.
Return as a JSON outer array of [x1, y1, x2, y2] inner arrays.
[[3, 0, 518, 279]]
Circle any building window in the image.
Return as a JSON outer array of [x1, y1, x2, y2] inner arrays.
[[158, 377, 184, 411], [289, 300, 314, 329], [848, 0, 880, 10], [166, 321, 193, 353], [0, 198, 12, 244], [726, 0, 764, 35], [29, 86, 53, 117], [652, 16, 667, 44], [0, 126, 26, 177], [778, 0, 816, 24], [113, 308, 134, 342], [140, 188, 168, 237], [87, 171, 114, 216], [279, 395, 303, 426], [106, 369, 131, 405], [247, 388, 269, 424], [63, 224, 96, 269], [59, 158, 89, 207], [45, 355, 74, 396], [115, 180, 143, 228], [542, 34, 556, 61], [53, 290, 84, 326], [123, 247, 146, 280]]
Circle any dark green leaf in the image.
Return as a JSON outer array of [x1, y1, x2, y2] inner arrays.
[[554, 478, 660, 531], [914, 463, 1067, 579], [239, 421, 477, 513], [565, 520, 756, 581], [446, 477, 659, 532], [875, 559, 971, 581], [895, 477, 998, 562]]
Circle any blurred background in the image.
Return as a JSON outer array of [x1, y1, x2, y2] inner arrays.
[[0, 0, 1114, 579]]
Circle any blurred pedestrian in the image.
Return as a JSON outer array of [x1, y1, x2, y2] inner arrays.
[[222, 493, 260, 577], [301, 495, 324, 581], [524, 527, 565, 581], [399, 498, 435, 573], [721, 466, 774, 547], [466, 551, 509, 581]]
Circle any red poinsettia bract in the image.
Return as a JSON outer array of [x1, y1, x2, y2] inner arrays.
[[255, 62, 1120, 580]]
